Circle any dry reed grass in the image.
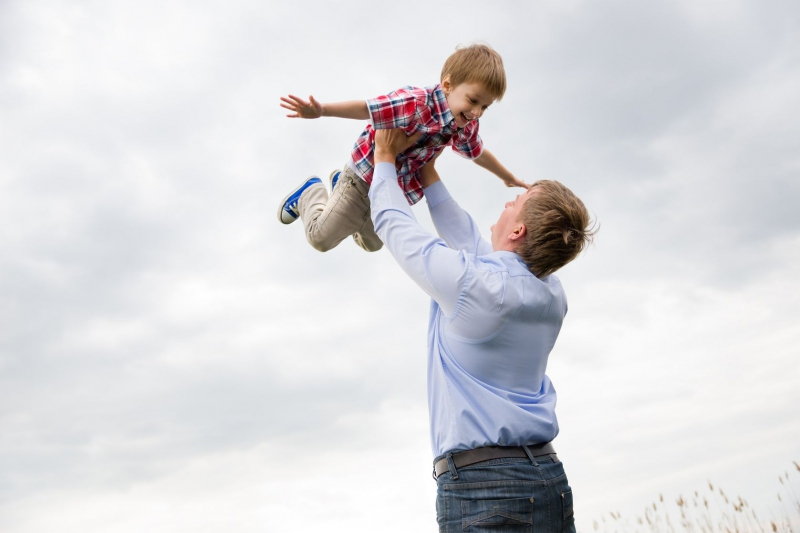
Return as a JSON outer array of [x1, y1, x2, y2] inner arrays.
[[590, 461, 800, 533]]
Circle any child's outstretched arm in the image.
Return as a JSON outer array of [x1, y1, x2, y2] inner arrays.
[[473, 148, 530, 188], [280, 94, 369, 120]]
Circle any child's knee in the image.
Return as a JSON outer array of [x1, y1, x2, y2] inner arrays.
[[308, 237, 336, 253]]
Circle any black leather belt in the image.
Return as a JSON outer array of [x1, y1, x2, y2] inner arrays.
[[433, 442, 557, 479]]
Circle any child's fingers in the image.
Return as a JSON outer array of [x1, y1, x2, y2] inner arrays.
[[284, 94, 309, 107], [280, 101, 302, 113]]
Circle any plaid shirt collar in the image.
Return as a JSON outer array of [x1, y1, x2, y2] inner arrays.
[[430, 84, 457, 133]]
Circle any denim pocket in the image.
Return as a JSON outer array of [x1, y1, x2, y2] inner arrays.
[[562, 489, 574, 522], [461, 497, 533, 532]]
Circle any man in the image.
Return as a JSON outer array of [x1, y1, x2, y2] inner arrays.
[[370, 128, 595, 532]]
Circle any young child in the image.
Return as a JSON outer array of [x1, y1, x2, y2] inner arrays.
[[277, 43, 527, 252]]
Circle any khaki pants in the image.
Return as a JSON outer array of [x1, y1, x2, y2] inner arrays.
[[298, 165, 383, 252]]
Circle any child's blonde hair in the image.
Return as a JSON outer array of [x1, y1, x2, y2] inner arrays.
[[441, 44, 507, 100]]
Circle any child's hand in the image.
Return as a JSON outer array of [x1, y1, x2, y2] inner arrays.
[[503, 175, 532, 189], [473, 149, 531, 189], [280, 94, 323, 119]]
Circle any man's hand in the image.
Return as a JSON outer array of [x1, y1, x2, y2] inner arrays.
[[374, 129, 422, 164], [280, 94, 323, 119]]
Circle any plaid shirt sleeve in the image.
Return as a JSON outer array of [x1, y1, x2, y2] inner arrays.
[[367, 87, 427, 133], [450, 120, 484, 160]]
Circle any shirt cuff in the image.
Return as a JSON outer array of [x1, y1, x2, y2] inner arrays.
[[423, 180, 451, 208], [365, 99, 375, 126], [373, 162, 397, 183]]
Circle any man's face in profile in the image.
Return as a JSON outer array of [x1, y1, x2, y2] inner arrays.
[[491, 185, 539, 251]]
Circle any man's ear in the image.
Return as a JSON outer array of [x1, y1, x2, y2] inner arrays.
[[508, 223, 527, 242]]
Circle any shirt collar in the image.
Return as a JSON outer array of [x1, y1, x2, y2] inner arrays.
[[493, 250, 524, 262], [492, 251, 533, 273], [431, 84, 456, 130]]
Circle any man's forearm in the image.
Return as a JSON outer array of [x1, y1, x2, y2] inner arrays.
[[426, 181, 492, 256], [369, 162, 465, 317], [321, 100, 370, 120], [419, 160, 441, 188]]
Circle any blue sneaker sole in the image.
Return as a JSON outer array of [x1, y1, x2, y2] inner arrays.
[[329, 169, 341, 192], [277, 176, 323, 224]]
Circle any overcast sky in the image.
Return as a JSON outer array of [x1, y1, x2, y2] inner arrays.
[[1, 0, 799, 531]]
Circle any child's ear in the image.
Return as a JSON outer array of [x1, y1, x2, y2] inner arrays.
[[441, 76, 451, 95]]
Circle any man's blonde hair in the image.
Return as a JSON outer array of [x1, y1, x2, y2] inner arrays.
[[441, 44, 506, 100], [516, 180, 597, 278]]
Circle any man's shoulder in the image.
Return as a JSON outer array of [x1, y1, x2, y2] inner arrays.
[[470, 254, 565, 292], [457, 253, 564, 316], [473, 251, 530, 274]]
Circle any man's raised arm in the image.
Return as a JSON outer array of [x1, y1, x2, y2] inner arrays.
[[418, 156, 492, 256], [369, 130, 469, 318]]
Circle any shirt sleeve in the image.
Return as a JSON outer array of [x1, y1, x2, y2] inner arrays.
[[367, 88, 426, 133], [450, 121, 484, 160], [424, 181, 493, 256], [369, 162, 470, 318]]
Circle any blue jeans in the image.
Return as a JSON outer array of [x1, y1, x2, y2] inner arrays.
[[435, 454, 575, 533]]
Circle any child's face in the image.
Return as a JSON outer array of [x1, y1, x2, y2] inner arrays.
[[442, 77, 496, 128]]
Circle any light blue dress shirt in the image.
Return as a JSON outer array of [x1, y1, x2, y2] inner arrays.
[[369, 162, 567, 458]]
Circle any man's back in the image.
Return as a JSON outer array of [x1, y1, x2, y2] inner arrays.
[[440, 263, 566, 393], [423, 182, 567, 456]]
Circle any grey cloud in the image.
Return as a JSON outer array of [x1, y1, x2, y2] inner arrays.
[[1, 0, 799, 531]]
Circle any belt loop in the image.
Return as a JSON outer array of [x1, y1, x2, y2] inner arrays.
[[446, 453, 459, 480], [522, 445, 539, 466]]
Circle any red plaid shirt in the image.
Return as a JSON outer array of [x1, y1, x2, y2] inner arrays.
[[351, 84, 483, 205]]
